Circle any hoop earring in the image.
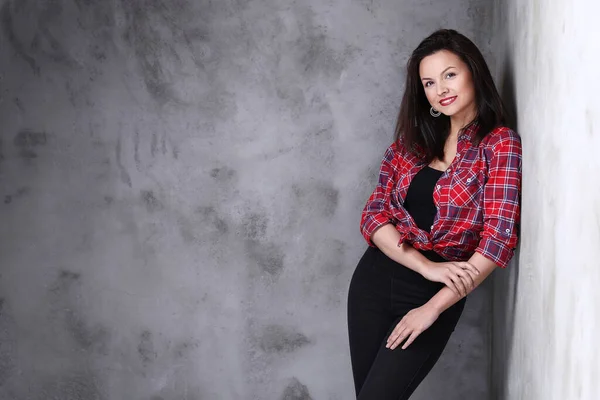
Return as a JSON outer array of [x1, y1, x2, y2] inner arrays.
[[430, 107, 441, 117]]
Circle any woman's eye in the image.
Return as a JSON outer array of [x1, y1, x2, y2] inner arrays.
[[446, 72, 456, 78], [425, 81, 433, 87]]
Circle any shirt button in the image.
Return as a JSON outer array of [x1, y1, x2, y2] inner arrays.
[[466, 178, 472, 183], [505, 229, 511, 233], [430, 225, 434, 230], [437, 185, 441, 189]]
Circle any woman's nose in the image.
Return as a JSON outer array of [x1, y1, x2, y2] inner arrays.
[[437, 84, 448, 97]]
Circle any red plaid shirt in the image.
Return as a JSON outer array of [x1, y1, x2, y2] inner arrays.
[[360, 124, 522, 268]]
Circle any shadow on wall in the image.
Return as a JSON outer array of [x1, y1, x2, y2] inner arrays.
[[490, 51, 520, 400]]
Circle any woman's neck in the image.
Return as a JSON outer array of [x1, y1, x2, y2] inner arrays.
[[449, 107, 477, 138]]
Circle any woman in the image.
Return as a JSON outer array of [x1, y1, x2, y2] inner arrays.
[[347, 29, 522, 399]]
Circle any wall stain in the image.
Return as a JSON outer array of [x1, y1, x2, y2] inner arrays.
[[0, 297, 17, 387], [64, 308, 109, 353], [281, 377, 313, 400], [178, 219, 196, 243], [1, 0, 83, 74], [4, 187, 29, 205], [73, 0, 116, 52], [138, 330, 157, 365], [150, 385, 205, 400], [141, 190, 163, 212], [73, 0, 95, 9], [167, 135, 179, 159], [321, 239, 346, 277], [196, 206, 229, 235], [76, 0, 116, 27], [257, 324, 310, 354], [209, 166, 236, 182], [0, 1, 40, 75], [36, 1, 80, 67], [275, 86, 306, 120], [65, 81, 78, 107], [246, 240, 285, 277], [118, 0, 237, 116], [120, 0, 189, 104], [50, 269, 81, 294], [173, 340, 199, 359], [151, 132, 158, 157], [30, 24, 78, 68], [298, 120, 336, 165], [90, 43, 107, 62], [161, 134, 167, 155], [13, 97, 24, 112], [46, 270, 110, 355], [292, 181, 339, 217], [14, 130, 47, 146], [115, 136, 132, 188], [132, 129, 178, 169], [134, 129, 141, 170], [39, 373, 105, 400], [13, 129, 47, 159], [292, 5, 358, 81], [65, 77, 96, 109], [242, 212, 268, 241]]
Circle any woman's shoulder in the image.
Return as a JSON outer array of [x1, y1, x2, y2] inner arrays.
[[380, 137, 405, 159], [376, 138, 422, 173], [387, 137, 423, 165], [481, 126, 522, 147]]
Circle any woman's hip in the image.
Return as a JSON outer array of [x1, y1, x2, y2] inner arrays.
[[349, 246, 446, 305]]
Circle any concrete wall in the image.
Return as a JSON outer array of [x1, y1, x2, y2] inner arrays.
[[491, 1, 600, 399], [0, 1, 493, 398]]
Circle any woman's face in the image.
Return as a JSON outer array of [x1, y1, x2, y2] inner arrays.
[[419, 50, 477, 121]]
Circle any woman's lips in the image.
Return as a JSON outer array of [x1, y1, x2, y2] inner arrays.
[[440, 96, 457, 106]]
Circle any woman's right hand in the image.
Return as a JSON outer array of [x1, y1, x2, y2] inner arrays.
[[420, 261, 481, 297]]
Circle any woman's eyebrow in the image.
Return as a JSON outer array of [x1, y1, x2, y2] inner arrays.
[[421, 66, 457, 81]]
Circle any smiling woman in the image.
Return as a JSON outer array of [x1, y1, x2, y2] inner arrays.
[[420, 51, 477, 136], [347, 29, 522, 399]]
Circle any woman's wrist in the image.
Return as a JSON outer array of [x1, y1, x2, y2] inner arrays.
[[416, 256, 433, 277], [427, 286, 463, 315], [396, 242, 433, 276]]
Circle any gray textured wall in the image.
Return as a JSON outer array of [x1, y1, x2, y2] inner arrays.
[[490, 1, 600, 399], [0, 1, 493, 399]]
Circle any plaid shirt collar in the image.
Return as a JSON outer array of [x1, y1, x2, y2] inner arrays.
[[458, 120, 480, 142]]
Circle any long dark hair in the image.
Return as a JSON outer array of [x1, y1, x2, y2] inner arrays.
[[394, 29, 506, 161]]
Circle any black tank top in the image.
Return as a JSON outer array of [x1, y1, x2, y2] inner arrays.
[[403, 166, 443, 232], [402, 166, 446, 263]]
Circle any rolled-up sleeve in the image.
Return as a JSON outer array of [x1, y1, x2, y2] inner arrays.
[[475, 129, 522, 268], [360, 143, 397, 246]]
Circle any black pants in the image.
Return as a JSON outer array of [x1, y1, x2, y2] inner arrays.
[[347, 246, 466, 399]]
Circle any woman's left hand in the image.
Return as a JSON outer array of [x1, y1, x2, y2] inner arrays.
[[386, 304, 441, 350]]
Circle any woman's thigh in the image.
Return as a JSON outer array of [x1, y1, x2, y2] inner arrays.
[[357, 299, 466, 400], [347, 246, 395, 394]]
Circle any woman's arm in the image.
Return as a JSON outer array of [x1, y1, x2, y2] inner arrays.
[[372, 224, 480, 296], [370, 223, 430, 274], [426, 251, 497, 313], [386, 252, 497, 350]]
